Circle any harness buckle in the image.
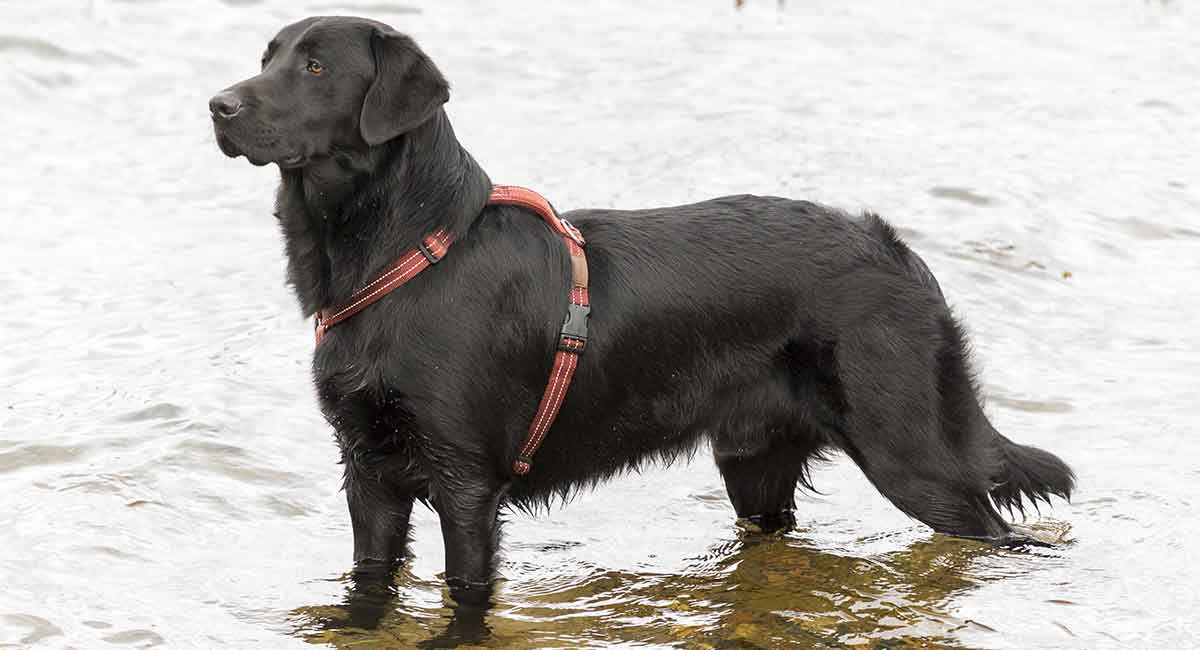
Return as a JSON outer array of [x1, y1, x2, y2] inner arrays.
[[418, 239, 443, 264], [558, 303, 590, 352], [560, 218, 586, 247]]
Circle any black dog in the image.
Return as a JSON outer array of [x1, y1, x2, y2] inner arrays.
[[211, 16, 1074, 610]]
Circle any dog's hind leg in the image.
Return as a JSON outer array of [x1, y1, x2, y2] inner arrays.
[[713, 426, 821, 533], [714, 440, 800, 533], [833, 318, 1014, 541], [710, 356, 832, 533]]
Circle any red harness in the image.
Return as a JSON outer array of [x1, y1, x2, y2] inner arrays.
[[313, 185, 590, 476]]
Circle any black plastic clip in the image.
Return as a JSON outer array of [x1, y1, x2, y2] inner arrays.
[[558, 303, 590, 351]]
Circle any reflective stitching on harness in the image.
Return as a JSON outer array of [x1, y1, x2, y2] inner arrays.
[[325, 252, 425, 323], [527, 357, 566, 447], [524, 352, 576, 457]]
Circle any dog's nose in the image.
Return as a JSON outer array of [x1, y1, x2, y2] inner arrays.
[[209, 92, 243, 119]]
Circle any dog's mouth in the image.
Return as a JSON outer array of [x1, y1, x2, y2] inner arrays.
[[214, 129, 305, 168], [279, 152, 307, 168]]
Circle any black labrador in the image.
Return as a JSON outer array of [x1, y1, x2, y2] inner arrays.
[[210, 16, 1074, 613]]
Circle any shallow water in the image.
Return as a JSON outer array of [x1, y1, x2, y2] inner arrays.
[[3, 0, 1199, 648]]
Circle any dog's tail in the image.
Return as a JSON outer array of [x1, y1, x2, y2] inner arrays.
[[987, 422, 1075, 515]]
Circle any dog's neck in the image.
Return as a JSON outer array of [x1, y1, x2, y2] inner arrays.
[[275, 109, 492, 317], [298, 152, 380, 217]]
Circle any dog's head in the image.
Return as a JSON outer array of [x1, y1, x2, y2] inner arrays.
[[209, 16, 448, 168]]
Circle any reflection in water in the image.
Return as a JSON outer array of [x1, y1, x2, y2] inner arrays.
[[291, 529, 1017, 648]]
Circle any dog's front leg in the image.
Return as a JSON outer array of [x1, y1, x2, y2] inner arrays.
[[431, 470, 505, 609], [340, 463, 416, 629], [342, 447, 418, 567], [347, 482, 414, 566]]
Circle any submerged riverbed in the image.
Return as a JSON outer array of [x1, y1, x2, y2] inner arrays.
[[3, 0, 1199, 648]]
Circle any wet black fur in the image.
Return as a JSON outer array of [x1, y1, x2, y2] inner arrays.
[[212, 16, 1075, 617]]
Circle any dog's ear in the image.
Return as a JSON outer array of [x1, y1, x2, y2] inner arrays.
[[359, 28, 449, 146]]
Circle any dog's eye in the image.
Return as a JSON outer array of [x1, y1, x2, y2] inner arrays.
[[306, 59, 324, 75]]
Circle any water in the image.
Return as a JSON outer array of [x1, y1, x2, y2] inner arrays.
[[3, 0, 1198, 647]]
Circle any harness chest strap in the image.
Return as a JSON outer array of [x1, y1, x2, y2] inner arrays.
[[313, 185, 589, 476], [313, 229, 453, 345]]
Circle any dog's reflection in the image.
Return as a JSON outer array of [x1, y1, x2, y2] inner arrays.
[[289, 559, 492, 648], [289, 528, 1014, 649]]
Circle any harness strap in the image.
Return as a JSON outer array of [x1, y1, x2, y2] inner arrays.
[[314, 229, 452, 345], [487, 186, 589, 475], [312, 185, 589, 477]]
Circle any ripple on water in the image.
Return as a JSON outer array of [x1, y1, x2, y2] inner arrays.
[[947, 239, 1058, 275], [987, 393, 1074, 414], [114, 402, 187, 423], [0, 443, 90, 475], [164, 439, 302, 486], [0, 34, 135, 88], [305, 2, 422, 14], [69, 544, 150, 563], [259, 493, 317, 518], [0, 614, 63, 646], [929, 186, 997, 207], [0, 36, 80, 61], [100, 629, 166, 647], [1116, 216, 1199, 241]]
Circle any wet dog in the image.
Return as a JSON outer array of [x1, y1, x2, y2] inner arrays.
[[210, 16, 1074, 612]]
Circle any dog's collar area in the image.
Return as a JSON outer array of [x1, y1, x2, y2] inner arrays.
[[314, 185, 590, 476], [314, 229, 452, 344]]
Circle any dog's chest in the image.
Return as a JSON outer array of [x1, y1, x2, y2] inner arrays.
[[312, 347, 426, 454]]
